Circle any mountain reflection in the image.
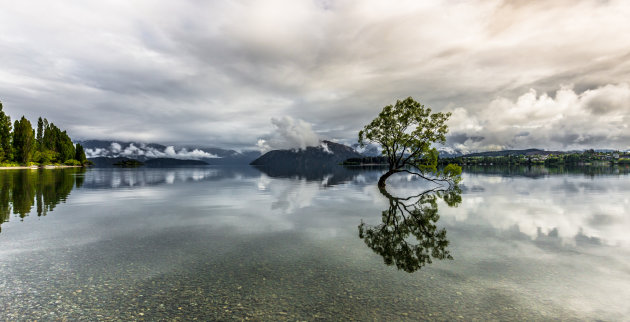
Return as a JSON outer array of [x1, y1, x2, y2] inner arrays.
[[80, 167, 263, 188], [253, 164, 386, 186], [359, 185, 462, 273], [0, 168, 85, 233]]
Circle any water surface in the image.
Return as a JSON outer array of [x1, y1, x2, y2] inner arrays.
[[1, 166, 629, 320]]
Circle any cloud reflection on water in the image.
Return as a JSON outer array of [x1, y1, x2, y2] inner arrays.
[[1, 166, 629, 320], [440, 173, 630, 247]]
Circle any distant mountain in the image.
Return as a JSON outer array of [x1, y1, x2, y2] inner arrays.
[[436, 146, 465, 158], [89, 156, 141, 168], [207, 150, 261, 165], [351, 143, 382, 157], [250, 141, 363, 167], [88, 156, 207, 167], [80, 140, 167, 153], [79, 140, 260, 165]]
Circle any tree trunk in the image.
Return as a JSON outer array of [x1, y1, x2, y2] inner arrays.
[[378, 169, 398, 188]]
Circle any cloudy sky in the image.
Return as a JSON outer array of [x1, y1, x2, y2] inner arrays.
[[1, 0, 629, 152]]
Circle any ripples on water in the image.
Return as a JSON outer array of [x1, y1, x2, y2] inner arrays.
[[0, 165, 629, 320]]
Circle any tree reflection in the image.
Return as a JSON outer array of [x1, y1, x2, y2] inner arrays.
[[358, 184, 461, 272], [0, 168, 84, 233]]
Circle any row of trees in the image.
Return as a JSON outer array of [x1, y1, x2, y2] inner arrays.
[[439, 152, 630, 167], [0, 101, 87, 166]]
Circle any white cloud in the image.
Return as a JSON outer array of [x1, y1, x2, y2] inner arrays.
[[85, 148, 105, 158], [110, 142, 122, 153], [0, 1, 629, 150], [448, 83, 630, 151], [320, 142, 332, 154], [121, 143, 143, 156], [162, 146, 219, 159], [85, 143, 219, 160], [257, 116, 320, 153]]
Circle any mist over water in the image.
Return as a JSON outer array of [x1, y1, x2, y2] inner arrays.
[[0, 166, 629, 320]]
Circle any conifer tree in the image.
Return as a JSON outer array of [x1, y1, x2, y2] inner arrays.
[[37, 117, 44, 150], [75, 143, 87, 164], [0, 102, 13, 162], [12, 116, 35, 164]]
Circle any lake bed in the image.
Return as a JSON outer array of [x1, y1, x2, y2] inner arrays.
[[1, 166, 629, 320]]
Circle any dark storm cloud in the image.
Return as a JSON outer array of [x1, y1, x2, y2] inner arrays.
[[550, 133, 608, 147], [1, 0, 629, 150], [448, 133, 485, 145]]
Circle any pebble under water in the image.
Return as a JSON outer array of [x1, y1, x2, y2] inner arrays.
[[1, 166, 629, 320]]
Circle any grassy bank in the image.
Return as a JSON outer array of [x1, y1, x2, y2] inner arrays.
[[0, 163, 85, 170]]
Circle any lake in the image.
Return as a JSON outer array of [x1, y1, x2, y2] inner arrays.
[[1, 165, 629, 320]]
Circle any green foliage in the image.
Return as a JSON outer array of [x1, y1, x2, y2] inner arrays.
[[12, 116, 36, 164], [415, 147, 439, 174], [36, 117, 44, 150], [0, 102, 81, 166], [38, 120, 75, 164], [343, 156, 388, 165], [59, 133, 75, 162], [443, 163, 463, 184], [34, 149, 57, 165], [64, 159, 82, 166], [359, 97, 450, 162], [113, 159, 144, 167], [358, 97, 461, 186], [0, 101, 12, 162], [441, 151, 627, 167], [75, 143, 87, 164]]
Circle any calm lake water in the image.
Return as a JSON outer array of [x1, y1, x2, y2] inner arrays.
[[1, 165, 629, 320]]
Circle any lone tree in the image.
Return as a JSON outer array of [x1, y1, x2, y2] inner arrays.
[[358, 97, 461, 187]]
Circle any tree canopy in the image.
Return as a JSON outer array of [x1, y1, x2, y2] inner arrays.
[[358, 97, 462, 187], [0, 101, 87, 166], [12, 116, 35, 164], [0, 102, 12, 162]]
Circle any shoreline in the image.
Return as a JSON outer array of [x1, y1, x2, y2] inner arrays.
[[0, 165, 84, 170]]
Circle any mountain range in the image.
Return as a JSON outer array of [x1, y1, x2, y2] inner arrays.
[[79, 139, 623, 168], [250, 140, 363, 167], [82, 139, 368, 168], [79, 140, 261, 166]]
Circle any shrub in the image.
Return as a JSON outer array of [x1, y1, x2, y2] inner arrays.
[[64, 159, 82, 166]]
